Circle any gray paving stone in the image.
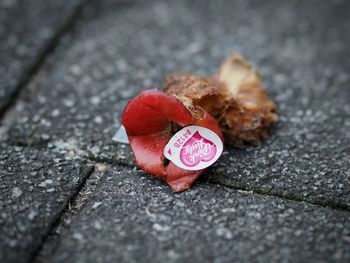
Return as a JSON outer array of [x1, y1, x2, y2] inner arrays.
[[0, 143, 92, 263], [0, 0, 85, 113], [38, 166, 350, 263], [7, 0, 350, 207]]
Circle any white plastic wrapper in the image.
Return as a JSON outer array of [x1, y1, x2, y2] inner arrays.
[[112, 125, 129, 144]]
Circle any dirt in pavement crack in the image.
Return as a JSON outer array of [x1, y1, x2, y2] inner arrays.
[[204, 176, 350, 213], [29, 163, 103, 263]]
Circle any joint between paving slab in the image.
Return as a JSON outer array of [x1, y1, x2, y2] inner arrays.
[[22, 153, 350, 262], [0, 0, 91, 125], [205, 176, 350, 214], [82, 154, 350, 214], [84, 154, 350, 214], [86, 155, 135, 169], [7, 134, 350, 215], [29, 164, 95, 263], [7, 140, 49, 149]]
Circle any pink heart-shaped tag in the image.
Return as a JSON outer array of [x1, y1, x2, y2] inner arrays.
[[179, 131, 217, 167], [163, 125, 223, 171]]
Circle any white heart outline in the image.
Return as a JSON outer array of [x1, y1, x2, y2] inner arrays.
[[163, 125, 223, 170]]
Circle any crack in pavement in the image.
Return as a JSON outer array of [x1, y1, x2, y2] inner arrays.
[[29, 159, 350, 262], [32, 164, 107, 263], [203, 176, 350, 213], [85, 156, 350, 214], [28, 165, 95, 263], [0, 0, 91, 124], [1, 143, 343, 262], [5, 136, 350, 214]]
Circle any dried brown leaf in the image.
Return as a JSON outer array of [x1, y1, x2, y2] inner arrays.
[[164, 73, 226, 119], [214, 54, 278, 146], [164, 53, 278, 147]]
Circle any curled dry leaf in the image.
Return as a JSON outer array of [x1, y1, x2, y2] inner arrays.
[[164, 53, 278, 147]]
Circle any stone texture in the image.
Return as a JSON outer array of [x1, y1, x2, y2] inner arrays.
[[0, 143, 92, 263], [0, 0, 85, 113], [38, 166, 350, 263], [7, 0, 350, 208]]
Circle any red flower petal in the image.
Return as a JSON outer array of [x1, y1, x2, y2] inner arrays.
[[122, 89, 194, 136], [121, 89, 223, 192], [127, 132, 169, 178]]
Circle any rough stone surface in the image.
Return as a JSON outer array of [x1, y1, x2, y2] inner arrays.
[[38, 166, 350, 263], [0, 143, 92, 263], [0, 0, 85, 113], [8, 0, 350, 208], [1, 1, 350, 262]]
